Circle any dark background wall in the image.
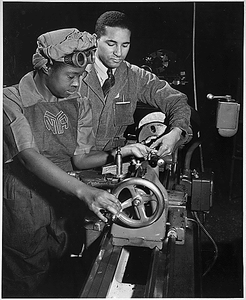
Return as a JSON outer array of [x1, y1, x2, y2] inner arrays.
[[3, 0, 243, 188], [3, 2, 243, 98], [2, 2, 244, 297]]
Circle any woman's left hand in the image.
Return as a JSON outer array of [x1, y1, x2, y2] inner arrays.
[[121, 143, 156, 159]]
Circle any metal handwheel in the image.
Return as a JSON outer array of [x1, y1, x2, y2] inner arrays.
[[112, 177, 165, 228]]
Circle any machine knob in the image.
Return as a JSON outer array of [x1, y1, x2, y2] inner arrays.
[[206, 93, 214, 100], [207, 93, 232, 101]]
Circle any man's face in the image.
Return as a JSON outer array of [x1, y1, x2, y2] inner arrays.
[[96, 26, 131, 69], [46, 64, 86, 98]]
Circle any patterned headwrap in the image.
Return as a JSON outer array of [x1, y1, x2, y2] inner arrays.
[[32, 28, 96, 70]]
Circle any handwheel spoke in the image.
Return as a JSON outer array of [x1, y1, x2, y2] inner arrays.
[[121, 198, 134, 210], [127, 185, 139, 198], [135, 204, 149, 221], [133, 206, 141, 219], [141, 194, 157, 203]]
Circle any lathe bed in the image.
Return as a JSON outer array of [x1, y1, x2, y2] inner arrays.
[[70, 110, 214, 298], [72, 158, 204, 298], [79, 213, 201, 298]]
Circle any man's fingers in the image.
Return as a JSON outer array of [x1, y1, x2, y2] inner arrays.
[[150, 140, 159, 149]]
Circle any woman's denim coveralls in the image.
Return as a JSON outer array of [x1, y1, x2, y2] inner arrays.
[[3, 72, 94, 296], [82, 61, 193, 151]]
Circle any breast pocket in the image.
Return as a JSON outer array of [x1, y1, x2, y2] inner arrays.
[[113, 98, 135, 126]]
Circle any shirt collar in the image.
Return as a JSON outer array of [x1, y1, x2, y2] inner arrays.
[[94, 56, 115, 85], [19, 71, 81, 106]]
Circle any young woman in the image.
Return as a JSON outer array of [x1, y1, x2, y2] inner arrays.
[[3, 28, 151, 296]]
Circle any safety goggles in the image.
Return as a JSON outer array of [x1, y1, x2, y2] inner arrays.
[[63, 46, 96, 67]]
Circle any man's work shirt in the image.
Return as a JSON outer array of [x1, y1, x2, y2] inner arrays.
[[94, 56, 114, 86], [82, 60, 192, 151]]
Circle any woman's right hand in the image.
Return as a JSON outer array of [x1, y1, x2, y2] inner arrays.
[[78, 184, 122, 223], [17, 148, 122, 223]]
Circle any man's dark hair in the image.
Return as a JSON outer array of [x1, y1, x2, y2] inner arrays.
[[95, 11, 132, 38]]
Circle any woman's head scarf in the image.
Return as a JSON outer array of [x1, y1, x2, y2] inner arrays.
[[32, 28, 96, 70]]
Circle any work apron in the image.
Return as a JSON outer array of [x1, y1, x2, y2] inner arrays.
[[3, 99, 81, 296]]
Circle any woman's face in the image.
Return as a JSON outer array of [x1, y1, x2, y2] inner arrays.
[[46, 63, 87, 99]]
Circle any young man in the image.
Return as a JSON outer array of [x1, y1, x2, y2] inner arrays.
[[82, 11, 193, 156], [3, 28, 151, 297]]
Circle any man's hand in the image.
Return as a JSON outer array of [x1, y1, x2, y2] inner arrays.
[[150, 127, 182, 157], [80, 185, 122, 223]]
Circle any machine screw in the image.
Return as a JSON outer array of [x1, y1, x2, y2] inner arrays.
[[133, 198, 141, 206], [167, 228, 178, 239]]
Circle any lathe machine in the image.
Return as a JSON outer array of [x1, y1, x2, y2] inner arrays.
[[70, 110, 214, 298]]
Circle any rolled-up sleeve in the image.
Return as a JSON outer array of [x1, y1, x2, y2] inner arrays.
[[74, 96, 95, 155], [3, 88, 39, 163], [133, 65, 193, 143]]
